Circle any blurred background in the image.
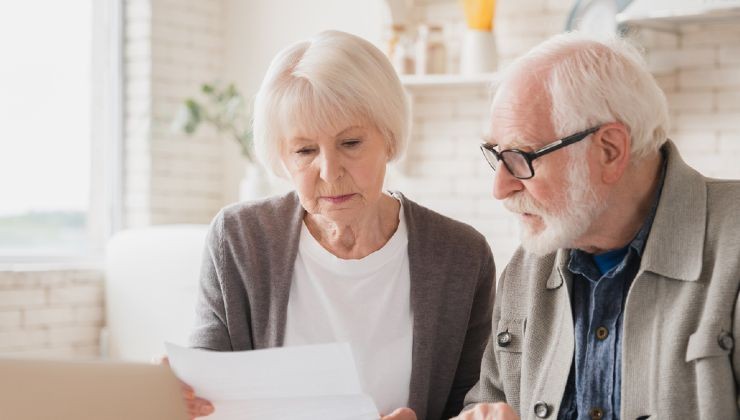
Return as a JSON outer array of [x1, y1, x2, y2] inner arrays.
[[1, 0, 739, 361]]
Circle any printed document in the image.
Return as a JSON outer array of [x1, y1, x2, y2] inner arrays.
[[165, 342, 380, 420]]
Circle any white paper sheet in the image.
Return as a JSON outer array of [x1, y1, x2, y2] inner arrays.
[[165, 342, 380, 420]]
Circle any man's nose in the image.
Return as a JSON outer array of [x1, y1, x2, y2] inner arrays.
[[492, 163, 524, 200]]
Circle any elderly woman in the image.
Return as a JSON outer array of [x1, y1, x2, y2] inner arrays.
[[184, 30, 495, 420]]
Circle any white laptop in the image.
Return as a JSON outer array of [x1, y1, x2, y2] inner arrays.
[[0, 358, 189, 420]]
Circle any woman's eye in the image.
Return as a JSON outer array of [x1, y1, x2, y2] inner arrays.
[[295, 148, 315, 155], [342, 139, 361, 148]]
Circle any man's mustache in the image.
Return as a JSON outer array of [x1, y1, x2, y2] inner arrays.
[[503, 193, 544, 216]]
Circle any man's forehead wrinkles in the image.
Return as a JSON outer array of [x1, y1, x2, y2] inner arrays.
[[490, 123, 549, 151]]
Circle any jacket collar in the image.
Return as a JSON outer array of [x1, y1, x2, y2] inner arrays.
[[544, 140, 707, 288], [547, 249, 570, 290], [639, 140, 706, 282]]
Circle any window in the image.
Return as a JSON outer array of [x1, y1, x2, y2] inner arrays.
[[0, 1, 122, 262]]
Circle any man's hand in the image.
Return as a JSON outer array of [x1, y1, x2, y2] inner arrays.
[[451, 403, 520, 420], [380, 407, 417, 420]]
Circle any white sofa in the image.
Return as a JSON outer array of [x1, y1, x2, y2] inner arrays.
[[104, 225, 208, 362]]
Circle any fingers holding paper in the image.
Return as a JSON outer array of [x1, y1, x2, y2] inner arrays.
[[381, 407, 417, 420], [451, 403, 520, 420], [155, 355, 214, 419], [182, 382, 215, 418]]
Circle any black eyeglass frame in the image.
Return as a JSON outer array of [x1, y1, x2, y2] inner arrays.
[[479, 125, 601, 180]]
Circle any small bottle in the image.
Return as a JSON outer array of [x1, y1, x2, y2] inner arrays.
[[443, 22, 463, 75], [415, 24, 430, 75], [386, 24, 404, 61], [427, 25, 447, 74], [392, 29, 415, 75]]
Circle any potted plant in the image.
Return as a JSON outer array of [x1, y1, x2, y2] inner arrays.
[[173, 82, 269, 200]]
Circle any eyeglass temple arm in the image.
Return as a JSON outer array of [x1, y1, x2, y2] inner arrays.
[[528, 126, 601, 159]]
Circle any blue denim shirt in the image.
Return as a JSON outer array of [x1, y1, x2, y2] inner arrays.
[[558, 163, 666, 420]]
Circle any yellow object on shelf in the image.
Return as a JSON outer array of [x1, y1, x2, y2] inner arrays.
[[461, 0, 495, 31]]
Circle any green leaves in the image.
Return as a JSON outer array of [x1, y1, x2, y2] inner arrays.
[[174, 82, 254, 162], [182, 99, 202, 134]]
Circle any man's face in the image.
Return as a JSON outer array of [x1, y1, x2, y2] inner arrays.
[[487, 79, 606, 255]]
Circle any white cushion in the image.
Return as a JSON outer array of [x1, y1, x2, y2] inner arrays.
[[104, 225, 208, 361]]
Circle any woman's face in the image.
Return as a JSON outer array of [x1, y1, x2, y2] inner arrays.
[[281, 122, 389, 224]]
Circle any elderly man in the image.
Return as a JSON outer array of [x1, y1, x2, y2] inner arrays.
[[457, 32, 740, 420]]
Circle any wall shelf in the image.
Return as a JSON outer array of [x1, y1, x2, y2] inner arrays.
[[618, 11, 740, 32], [399, 73, 497, 89], [616, 2, 740, 32]]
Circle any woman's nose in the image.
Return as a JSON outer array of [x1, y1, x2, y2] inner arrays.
[[318, 149, 343, 182]]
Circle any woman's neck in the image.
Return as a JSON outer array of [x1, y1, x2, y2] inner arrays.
[[304, 193, 401, 259]]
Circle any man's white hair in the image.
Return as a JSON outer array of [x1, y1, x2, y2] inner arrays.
[[494, 31, 670, 161], [252, 30, 411, 177]]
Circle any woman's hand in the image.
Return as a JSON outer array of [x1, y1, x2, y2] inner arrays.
[[380, 407, 417, 420], [451, 403, 520, 420], [154, 355, 215, 419]]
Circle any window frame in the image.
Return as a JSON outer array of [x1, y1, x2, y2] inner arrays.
[[0, 0, 124, 266]]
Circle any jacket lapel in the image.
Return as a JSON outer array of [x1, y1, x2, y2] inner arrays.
[[525, 249, 575, 414], [640, 140, 706, 282], [622, 142, 708, 418]]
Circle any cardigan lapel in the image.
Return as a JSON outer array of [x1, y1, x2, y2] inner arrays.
[[266, 191, 439, 419], [399, 192, 435, 420], [269, 191, 306, 348]]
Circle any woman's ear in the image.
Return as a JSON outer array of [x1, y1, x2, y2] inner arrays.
[[385, 137, 395, 162], [594, 122, 631, 184]]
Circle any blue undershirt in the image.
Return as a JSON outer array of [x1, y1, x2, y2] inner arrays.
[[592, 247, 629, 275]]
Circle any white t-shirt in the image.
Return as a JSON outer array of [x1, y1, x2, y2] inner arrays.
[[283, 202, 413, 416]]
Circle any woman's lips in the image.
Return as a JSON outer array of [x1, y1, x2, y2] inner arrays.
[[322, 194, 355, 204]]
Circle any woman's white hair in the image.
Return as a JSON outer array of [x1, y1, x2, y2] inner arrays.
[[495, 31, 670, 162], [252, 30, 411, 177]]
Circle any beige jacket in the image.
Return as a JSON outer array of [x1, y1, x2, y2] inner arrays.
[[464, 141, 740, 420]]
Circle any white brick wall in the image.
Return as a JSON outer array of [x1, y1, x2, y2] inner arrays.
[[643, 23, 740, 180], [123, 0, 227, 228], [0, 270, 104, 359], [494, 0, 569, 66]]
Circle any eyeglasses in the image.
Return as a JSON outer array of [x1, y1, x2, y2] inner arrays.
[[479, 126, 601, 180]]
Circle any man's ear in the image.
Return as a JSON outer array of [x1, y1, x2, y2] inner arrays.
[[593, 122, 631, 184]]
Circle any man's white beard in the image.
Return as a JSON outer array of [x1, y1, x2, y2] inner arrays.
[[504, 154, 607, 256]]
